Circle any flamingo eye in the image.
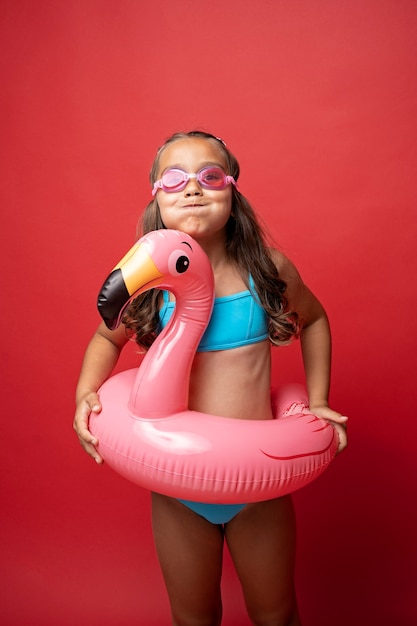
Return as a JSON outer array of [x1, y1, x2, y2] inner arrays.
[[168, 250, 190, 275]]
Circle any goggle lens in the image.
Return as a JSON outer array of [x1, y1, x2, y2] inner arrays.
[[152, 166, 236, 195], [161, 169, 188, 191], [199, 167, 227, 188]]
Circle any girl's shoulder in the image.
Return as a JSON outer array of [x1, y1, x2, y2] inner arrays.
[[267, 247, 300, 280]]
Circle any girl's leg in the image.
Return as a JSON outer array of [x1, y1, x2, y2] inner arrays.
[[151, 492, 225, 626], [225, 495, 301, 626]]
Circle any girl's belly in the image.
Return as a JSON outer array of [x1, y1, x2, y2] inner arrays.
[[189, 341, 273, 421]]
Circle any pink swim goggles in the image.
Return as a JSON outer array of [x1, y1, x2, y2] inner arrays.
[[152, 166, 236, 196]]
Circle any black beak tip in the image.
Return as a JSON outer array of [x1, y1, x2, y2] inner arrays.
[[97, 269, 130, 330], [102, 316, 119, 331]]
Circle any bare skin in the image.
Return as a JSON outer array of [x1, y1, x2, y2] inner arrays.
[[151, 493, 300, 626], [74, 137, 347, 625]]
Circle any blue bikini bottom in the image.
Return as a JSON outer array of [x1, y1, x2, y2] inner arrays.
[[178, 499, 246, 524]]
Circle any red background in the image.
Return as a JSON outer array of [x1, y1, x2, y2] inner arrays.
[[1, 1, 416, 624]]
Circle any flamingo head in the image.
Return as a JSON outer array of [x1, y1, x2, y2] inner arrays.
[[97, 229, 214, 330]]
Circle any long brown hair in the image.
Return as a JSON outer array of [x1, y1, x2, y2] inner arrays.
[[123, 131, 299, 349]]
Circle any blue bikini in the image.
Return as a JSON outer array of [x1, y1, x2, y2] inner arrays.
[[159, 275, 269, 353], [158, 277, 269, 524]]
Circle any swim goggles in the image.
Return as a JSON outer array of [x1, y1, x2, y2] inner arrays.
[[152, 166, 236, 196]]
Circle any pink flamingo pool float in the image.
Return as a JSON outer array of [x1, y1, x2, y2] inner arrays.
[[89, 229, 338, 503]]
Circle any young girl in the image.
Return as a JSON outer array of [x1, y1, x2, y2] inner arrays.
[[74, 130, 348, 626]]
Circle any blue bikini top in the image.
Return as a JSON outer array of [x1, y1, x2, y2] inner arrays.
[[158, 275, 269, 352]]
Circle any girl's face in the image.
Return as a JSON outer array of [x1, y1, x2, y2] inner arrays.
[[154, 138, 233, 242]]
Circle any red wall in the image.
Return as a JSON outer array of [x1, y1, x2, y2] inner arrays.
[[1, 1, 416, 624]]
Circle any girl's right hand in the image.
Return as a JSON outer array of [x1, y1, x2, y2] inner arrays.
[[73, 392, 103, 464]]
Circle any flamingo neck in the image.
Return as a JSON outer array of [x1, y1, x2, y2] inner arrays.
[[129, 281, 214, 418]]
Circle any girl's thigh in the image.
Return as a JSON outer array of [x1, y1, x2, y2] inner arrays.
[[225, 495, 301, 626], [151, 493, 225, 625]]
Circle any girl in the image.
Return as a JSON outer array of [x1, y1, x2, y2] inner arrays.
[[74, 130, 348, 626]]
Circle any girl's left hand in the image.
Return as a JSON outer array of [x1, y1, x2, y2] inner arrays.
[[309, 405, 348, 454]]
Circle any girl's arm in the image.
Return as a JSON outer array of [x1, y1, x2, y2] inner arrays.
[[272, 251, 348, 453], [73, 322, 129, 463]]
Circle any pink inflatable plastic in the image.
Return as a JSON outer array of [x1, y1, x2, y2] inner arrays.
[[89, 229, 338, 503]]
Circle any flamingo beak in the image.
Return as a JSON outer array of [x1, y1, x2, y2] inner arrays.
[[97, 241, 164, 330]]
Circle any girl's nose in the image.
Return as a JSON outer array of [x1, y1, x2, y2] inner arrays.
[[184, 177, 203, 196]]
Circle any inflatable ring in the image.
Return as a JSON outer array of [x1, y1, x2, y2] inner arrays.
[[89, 229, 338, 503]]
